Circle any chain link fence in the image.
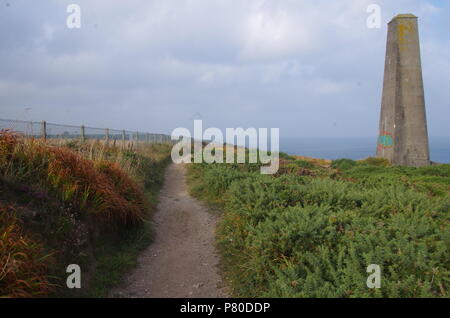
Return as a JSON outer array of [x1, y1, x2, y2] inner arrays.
[[0, 118, 172, 144]]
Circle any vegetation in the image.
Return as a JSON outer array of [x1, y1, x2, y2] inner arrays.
[[0, 203, 53, 297], [0, 130, 171, 297], [188, 152, 450, 298]]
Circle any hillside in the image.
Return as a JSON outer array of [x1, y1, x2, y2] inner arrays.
[[0, 131, 171, 297], [187, 152, 450, 297]]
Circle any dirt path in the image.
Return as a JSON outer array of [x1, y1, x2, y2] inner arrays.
[[111, 163, 228, 298]]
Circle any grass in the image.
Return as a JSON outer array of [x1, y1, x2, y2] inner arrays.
[[87, 221, 154, 297], [0, 130, 171, 297], [0, 202, 54, 297], [187, 151, 450, 298]]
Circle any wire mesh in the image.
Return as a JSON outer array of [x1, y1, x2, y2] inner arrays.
[[46, 122, 81, 139], [0, 118, 172, 144], [0, 118, 41, 137]]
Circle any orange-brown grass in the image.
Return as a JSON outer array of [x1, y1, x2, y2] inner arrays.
[[0, 130, 147, 226], [0, 203, 53, 298], [0, 131, 172, 297], [48, 138, 172, 184], [47, 148, 147, 225], [294, 155, 331, 167]]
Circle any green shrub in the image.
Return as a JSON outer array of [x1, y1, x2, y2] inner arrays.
[[294, 160, 315, 169], [279, 152, 296, 161], [189, 158, 450, 298], [358, 157, 390, 167], [331, 159, 357, 171]]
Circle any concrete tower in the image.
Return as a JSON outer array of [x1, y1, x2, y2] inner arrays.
[[377, 14, 430, 166]]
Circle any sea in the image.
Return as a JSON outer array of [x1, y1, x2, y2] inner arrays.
[[279, 136, 450, 164]]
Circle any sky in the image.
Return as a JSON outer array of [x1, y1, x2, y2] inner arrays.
[[0, 0, 449, 137]]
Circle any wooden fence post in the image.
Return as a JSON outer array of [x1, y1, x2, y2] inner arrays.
[[122, 130, 126, 150], [81, 125, 85, 142], [41, 121, 47, 141], [105, 128, 109, 144], [135, 131, 139, 151]]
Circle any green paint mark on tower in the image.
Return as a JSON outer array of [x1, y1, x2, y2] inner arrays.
[[378, 133, 393, 148]]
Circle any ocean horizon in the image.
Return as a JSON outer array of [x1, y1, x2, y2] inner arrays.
[[280, 136, 450, 164]]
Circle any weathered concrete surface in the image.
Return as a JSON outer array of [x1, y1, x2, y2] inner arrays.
[[377, 14, 430, 167]]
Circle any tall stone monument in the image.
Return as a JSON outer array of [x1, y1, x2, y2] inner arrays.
[[376, 14, 430, 166]]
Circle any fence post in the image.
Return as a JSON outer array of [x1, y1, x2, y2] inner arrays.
[[81, 125, 85, 142], [105, 128, 109, 144], [135, 131, 139, 151], [122, 130, 126, 150], [41, 121, 47, 141]]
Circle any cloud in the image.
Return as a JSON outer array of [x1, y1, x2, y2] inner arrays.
[[240, 6, 312, 60], [0, 0, 448, 137]]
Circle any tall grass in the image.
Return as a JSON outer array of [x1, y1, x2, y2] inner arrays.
[[0, 130, 171, 297], [0, 131, 147, 226], [0, 203, 54, 297]]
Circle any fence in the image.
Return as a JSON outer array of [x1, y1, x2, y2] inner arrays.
[[0, 118, 172, 146]]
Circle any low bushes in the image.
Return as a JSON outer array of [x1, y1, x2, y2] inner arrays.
[[188, 154, 450, 298], [331, 158, 358, 171], [358, 157, 390, 167]]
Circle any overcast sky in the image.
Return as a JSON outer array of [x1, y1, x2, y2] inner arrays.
[[0, 0, 449, 137]]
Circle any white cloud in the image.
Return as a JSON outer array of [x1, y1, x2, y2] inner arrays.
[[0, 0, 448, 137], [240, 7, 313, 60]]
